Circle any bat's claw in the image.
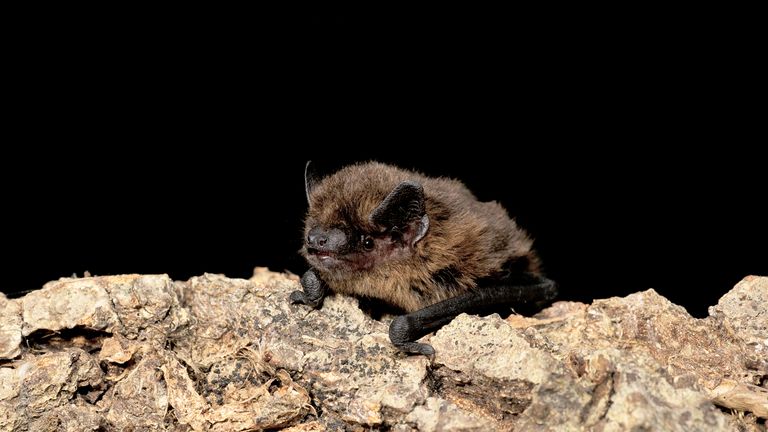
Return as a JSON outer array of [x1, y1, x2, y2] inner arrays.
[[289, 290, 322, 308], [389, 315, 435, 357], [289, 290, 306, 304], [394, 341, 435, 357]]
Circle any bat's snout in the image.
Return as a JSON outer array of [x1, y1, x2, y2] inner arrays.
[[306, 227, 347, 253]]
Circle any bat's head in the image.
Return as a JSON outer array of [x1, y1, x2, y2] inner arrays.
[[301, 162, 429, 275]]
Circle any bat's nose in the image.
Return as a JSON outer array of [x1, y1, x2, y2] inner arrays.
[[307, 230, 328, 247], [307, 227, 347, 252]]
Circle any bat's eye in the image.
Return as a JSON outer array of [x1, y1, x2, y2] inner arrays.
[[362, 236, 375, 251]]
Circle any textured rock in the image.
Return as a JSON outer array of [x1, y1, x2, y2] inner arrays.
[[176, 271, 430, 428], [521, 288, 768, 420], [430, 314, 555, 429], [406, 397, 491, 431], [710, 276, 768, 363], [0, 294, 21, 359], [104, 353, 168, 431], [28, 402, 103, 432], [517, 349, 730, 431], [19, 276, 120, 336], [0, 270, 766, 431], [0, 349, 103, 432]]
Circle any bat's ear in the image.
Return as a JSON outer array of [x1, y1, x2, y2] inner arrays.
[[369, 181, 430, 246], [304, 161, 318, 204]]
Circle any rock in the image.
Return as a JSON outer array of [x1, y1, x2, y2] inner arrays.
[[709, 276, 768, 363], [0, 349, 102, 432], [282, 420, 326, 431], [28, 402, 103, 432], [19, 276, 120, 336], [706, 277, 768, 420], [524, 288, 768, 420], [98, 334, 139, 364], [430, 314, 556, 429], [405, 397, 491, 431], [104, 353, 169, 431], [100, 274, 187, 339], [517, 349, 730, 431], [0, 294, 21, 359], [0, 270, 765, 431], [160, 356, 210, 431]]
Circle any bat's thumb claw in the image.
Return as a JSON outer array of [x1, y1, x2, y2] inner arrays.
[[290, 290, 323, 308], [420, 344, 436, 357], [289, 291, 307, 304]]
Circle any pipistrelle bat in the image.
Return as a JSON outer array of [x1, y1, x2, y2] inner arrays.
[[290, 161, 557, 355]]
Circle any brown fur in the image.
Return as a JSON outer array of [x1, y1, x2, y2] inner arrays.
[[302, 162, 541, 313]]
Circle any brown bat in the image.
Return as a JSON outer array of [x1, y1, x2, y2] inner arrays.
[[290, 161, 557, 355]]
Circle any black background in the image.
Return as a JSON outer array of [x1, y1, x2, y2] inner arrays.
[[2, 11, 764, 317]]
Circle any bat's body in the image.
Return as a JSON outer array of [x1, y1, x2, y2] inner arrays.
[[290, 162, 556, 355]]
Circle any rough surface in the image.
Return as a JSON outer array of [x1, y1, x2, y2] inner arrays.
[[0, 294, 21, 359], [709, 276, 768, 362], [1, 269, 766, 431]]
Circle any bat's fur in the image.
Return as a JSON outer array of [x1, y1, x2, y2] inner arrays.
[[301, 162, 541, 313]]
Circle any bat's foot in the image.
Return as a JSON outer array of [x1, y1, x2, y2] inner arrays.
[[394, 341, 435, 357], [289, 290, 323, 308], [289, 268, 328, 309], [389, 315, 436, 357]]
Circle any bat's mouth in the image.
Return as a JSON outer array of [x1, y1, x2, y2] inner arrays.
[[305, 247, 372, 272], [307, 248, 338, 261], [306, 248, 346, 270]]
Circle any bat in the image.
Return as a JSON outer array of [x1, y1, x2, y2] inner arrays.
[[290, 161, 557, 355]]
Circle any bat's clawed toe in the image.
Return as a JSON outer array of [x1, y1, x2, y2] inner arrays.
[[389, 315, 436, 356], [392, 341, 435, 357], [289, 290, 306, 304], [289, 290, 322, 308], [290, 268, 328, 309]]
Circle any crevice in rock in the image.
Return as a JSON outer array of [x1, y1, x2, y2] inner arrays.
[[76, 383, 107, 405], [23, 327, 111, 353], [424, 364, 444, 395], [580, 370, 616, 424], [433, 366, 533, 424], [4, 289, 38, 299], [164, 405, 181, 430], [715, 404, 765, 432]]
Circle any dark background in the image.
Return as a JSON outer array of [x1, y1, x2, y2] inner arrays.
[[3, 11, 764, 317]]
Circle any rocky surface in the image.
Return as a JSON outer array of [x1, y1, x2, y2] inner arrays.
[[0, 270, 766, 431]]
